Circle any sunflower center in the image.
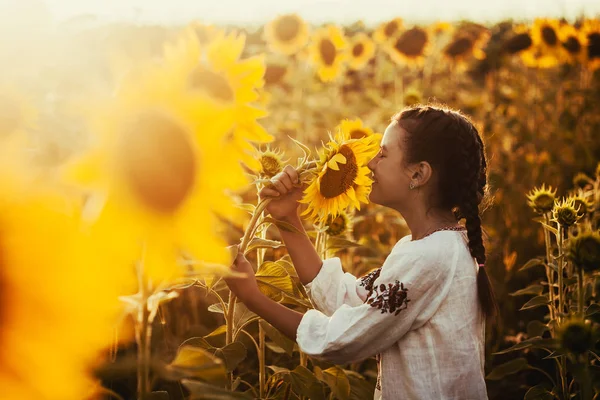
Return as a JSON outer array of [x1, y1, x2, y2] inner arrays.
[[349, 129, 367, 139], [0, 97, 22, 135], [504, 33, 532, 54], [326, 214, 348, 236], [352, 43, 365, 57], [563, 36, 581, 54], [118, 111, 197, 214], [541, 25, 558, 46], [384, 21, 399, 38], [259, 154, 283, 178], [264, 65, 287, 85], [188, 66, 235, 102], [319, 39, 337, 66], [588, 33, 600, 59], [445, 37, 473, 58], [320, 145, 358, 199], [275, 15, 300, 42], [394, 28, 427, 57]]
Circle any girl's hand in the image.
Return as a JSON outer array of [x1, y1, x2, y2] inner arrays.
[[259, 165, 305, 221], [224, 248, 261, 303]]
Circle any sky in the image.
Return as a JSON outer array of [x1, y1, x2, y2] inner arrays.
[[18, 0, 600, 26]]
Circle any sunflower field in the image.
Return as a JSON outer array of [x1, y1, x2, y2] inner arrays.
[[1, 6, 600, 400]]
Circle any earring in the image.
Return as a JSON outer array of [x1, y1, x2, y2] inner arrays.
[[409, 182, 415, 190]]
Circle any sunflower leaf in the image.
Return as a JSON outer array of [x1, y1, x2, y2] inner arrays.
[[244, 237, 284, 254]]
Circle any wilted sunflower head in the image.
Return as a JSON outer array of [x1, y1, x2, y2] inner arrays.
[[257, 148, 285, 178], [526, 184, 556, 214], [325, 211, 351, 236], [552, 197, 582, 228], [558, 318, 595, 355], [567, 228, 600, 273], [573, 172, 592, 189], [571, 191, 593, 218]]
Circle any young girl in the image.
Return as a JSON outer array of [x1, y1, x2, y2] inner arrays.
[[225, 104, 498, 399]]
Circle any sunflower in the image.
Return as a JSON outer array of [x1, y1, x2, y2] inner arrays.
[[373, 18, 403, 44], [348, 33, 376, 70], [526, 184, 557, 214], [531, 18, 564, 58], [161, 27, 272, 165], [558, 24, 587, 64], [263, 14, 310, 56], [430, 21, 454, 37], [502, 25, 534, 55], [325, 211, 352, 236], [254, 145, 287, 178], [443, 30, 489, 65], [385, 26, 430, 65], [581, 18, 600, 71], [300, 134, 379, 223], [189, 21, 219, 46], [335, 118, 381, 142], [63, 63, 241, 283], [308, 25, 348, 82], [0, 168, 133, 399]]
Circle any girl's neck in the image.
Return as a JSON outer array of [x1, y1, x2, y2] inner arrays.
[[400, 207, 459, 241]]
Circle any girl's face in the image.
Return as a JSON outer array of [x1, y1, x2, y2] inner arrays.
[[367, 121, 416, 209]]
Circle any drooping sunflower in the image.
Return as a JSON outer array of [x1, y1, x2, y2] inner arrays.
[[347, 33, 376, 71], [263, 14, 310, 56], [558, 24, 587, 64], [161, 27, 272, 168], [0, 168, 133, 400], [531, 18, 564, 59], [308, 25, 348, 82], [443, 30, 489, 65], [373, 18, 403, 44], [581, 18, 600, 71], [64, 63, 242, 283], [300, 134, 379, 224], [335, 118, 382, 141], [502, 25, 534, 55], [385, 26, 430, 66]]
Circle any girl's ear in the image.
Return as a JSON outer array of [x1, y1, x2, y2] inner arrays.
[[410, 161, 433, 186]]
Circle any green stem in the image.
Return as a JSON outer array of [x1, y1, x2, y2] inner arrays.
[[578, 268, 585, 317], [557, 225, 569, 400], [136, 284, 152, 399], [543, 214, 557, 324]]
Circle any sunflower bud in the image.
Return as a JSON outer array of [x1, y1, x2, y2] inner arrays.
[[325, 212, 350, 236], [552, 197, 581, 228], [573, 172, 592, 189], [571, 191, 593, 218], [567, 229, 600, 273], [526, 184, 556, 214], [258, 150, 284, 178], [558, 319, 594, 355]]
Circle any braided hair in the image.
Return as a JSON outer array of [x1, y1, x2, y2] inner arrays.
[[392, 104, 499, 322]]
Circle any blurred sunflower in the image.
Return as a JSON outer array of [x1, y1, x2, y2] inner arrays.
[[264, 63, 288, 86], [253, 145, 287, 179], [0, 170, 132, 400], [385, 26, 430, 65], [64, 64, 241, 283], [443, 31, 489, 65], [559, 24, 587, 64], [189, 21, 218, 46], [325, 210, 352, 236], [308, 25, 348, 82], [581, 18, 600, 71], [348, 33, 376, 70], [162, 27, 272, 168], [430, 21, 454, 37], [300, 134, 379, 223], [335, 118, 381, 141], [0, 86, 37, 138], [502, 25, 533, 55], [264, 14, 310, 56], [373, 18, 403, 44], [531, 18, 563, 60]]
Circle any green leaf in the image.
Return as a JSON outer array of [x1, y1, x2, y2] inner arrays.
[[262, 216, 306, 235], [167, 346, 227, 383], [543, 349, 567, 359], [244, 237, 285, 254], [326, 237, 364, 252], [585, 303, 600, 317], [316, 366, 351, 400], [527, 320, 549, 338], [260, 320, 296, 356], [285, 366, 326, 400], [493, 337, 544, 355], [510, 284, 545, 297], [256, 261, 296, 300], [485, 357, 529, 380], [180, 338, 248, 372], [344, 370, 376, 400], [519, 258, 546, 272], [205, 325, 227, 338], [524, 384, 554, 400], [181, 379, 252, 399], [520, 295, 550, 310]]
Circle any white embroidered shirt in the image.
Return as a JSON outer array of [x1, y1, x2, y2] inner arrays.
[[296, 230, 488, 400]]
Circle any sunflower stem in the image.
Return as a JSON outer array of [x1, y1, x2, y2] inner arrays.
[[543, 213, 557, 325], [135, 268, 152, 399], [578, 268, 585, 318]]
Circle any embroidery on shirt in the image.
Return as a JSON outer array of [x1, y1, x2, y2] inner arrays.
[[358, 268, 382, 297], [366, 280, 410, 315]]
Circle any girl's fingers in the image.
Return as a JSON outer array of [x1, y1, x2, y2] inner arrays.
[[283, 165, 299, 185], [274, 171, 294, 191], [259, 187, 280, 198], [270, 177, 288, 194]]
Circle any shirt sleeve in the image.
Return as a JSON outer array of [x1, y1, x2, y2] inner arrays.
[[296, 239, 459, 365], [303, 257, 367, 316]]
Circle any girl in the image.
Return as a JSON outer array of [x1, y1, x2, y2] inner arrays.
[[225, 104, 498, 399]]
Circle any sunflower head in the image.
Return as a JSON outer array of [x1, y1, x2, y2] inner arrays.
[[264, 14, 310, 56], [348, 33, 376, 71], [559, 24, 587, 63], [573, 172, 592, 189], [257, 148, 285, 178], [552, 197, 582, 228], [582, 19, 600, 70], [264, 63, 288, 86], [532, 18, 561, 53], [387, 27, 429, 65], [567, 228, 600, 273], [404, 88, 422, 107], [309, 25, 348, 82], [374, 18, 403, 44], [335, 118, 380, 141], [526, 184, 557, 214], [502, 31, 533, 54], [558, 318, 595, 355], [571, 192, 593, 218], [325, 211, 351, 236]]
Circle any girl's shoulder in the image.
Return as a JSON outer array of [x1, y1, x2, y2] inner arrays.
[[391, 230, 466, 264]]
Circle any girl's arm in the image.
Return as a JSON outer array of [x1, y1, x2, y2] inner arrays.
[[276, 213, 322, 285]]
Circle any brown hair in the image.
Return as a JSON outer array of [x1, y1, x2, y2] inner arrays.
[[393, 104, 499, 323]]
